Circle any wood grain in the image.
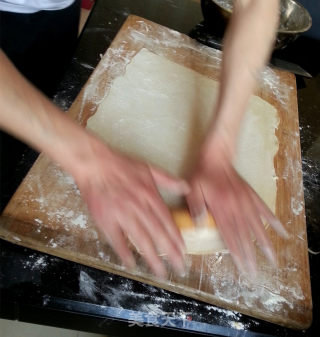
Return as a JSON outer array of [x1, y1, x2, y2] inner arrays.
[[0, 15, 312, 329]]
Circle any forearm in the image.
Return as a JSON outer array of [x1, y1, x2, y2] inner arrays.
[[0, 50, 112, 177], [0, 51, 190, 276], [203, 0, 279, 160]]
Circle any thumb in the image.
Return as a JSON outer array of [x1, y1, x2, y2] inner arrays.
[[149, 166, 190, 195]]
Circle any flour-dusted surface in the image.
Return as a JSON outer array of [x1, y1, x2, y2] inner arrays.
[[0, 16, 311, 329], [86, 47, 279, 255], [87, 48, 279, 214], [77, 268, 262, 332]]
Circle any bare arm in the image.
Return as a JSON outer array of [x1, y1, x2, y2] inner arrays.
[[205, 0, 280, 158], [188, 0, 288, 273], [0, 50, 189, 278]]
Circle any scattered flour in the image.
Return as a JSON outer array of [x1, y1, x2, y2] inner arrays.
[[79, 270, 99, 301], [260, 67, 293, 107], [291, 197, 304, 216], [71, 214, 88, 228], [77, 270, 248, 328], [229, 321, 246, 330], [22, 253, 49, 272]]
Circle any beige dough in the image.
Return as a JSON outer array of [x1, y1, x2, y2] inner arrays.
[[87, 48, 279, 255]]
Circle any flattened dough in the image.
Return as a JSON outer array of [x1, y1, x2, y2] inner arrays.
[[87, 48, 279, 254]]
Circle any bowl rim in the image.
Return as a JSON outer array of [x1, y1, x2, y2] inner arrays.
[[209, 0, 312, 34], [277, 0, 312, 34]]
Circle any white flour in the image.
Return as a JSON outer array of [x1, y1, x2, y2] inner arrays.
[[77, 270, 248, 328], [22, 253, 49, 272], [79, 270, 99, 301], [20, 20, 306, 324]]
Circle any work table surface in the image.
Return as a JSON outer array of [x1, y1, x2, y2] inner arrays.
[[0, 0, 319, 336]]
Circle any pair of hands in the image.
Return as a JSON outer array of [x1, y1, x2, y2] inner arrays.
[[74, 134, 288, 278]]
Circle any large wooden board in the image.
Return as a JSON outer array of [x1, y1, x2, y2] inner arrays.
[[0, 16, 312, 329]]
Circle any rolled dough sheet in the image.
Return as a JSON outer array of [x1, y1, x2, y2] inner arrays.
[[87, 48, 279, 254]]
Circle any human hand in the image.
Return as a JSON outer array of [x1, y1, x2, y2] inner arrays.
[[73, 136, 189, 278], [187, 144, 288, 274]]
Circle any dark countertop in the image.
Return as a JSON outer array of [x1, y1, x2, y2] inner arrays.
[[0, 0, 319, 336]]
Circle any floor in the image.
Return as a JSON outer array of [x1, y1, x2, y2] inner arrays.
[[0, 318, 108, 337], [0, 6, 99, 337]]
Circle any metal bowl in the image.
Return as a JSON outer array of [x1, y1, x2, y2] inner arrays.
[[201, 0, 312, 49]]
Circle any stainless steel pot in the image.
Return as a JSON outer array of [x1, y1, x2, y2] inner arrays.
[[201, 0, 312, 49]]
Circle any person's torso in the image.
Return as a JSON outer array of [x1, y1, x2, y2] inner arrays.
[[0, 0, 75, 13]]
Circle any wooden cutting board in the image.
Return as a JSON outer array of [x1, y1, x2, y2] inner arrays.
[[0, 15, 312, 329]]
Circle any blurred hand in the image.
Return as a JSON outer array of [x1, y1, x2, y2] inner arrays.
[[74, 137, 189, 278], [187, 143, 288, 274]]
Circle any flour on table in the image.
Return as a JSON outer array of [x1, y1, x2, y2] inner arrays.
[[22, 253, 49, 272], [87, 48, 279, 255]]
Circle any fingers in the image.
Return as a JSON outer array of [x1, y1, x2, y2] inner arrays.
[[118, 213, 168, 279], [124, 196, 185, 273], [186, 181, 208, 222], [241, 190, 276, 266], [201, 169, 278, 273], [138, 167, 188, 275], [142, 205, 186, 273], [202, 175, 250, 272], [233, 209, 257, 275], [146, 191, 186, 254], [149, 165, 190, 195], [221, 188, 275, 269], [211, 207, 247, 272], [229, 177, 275, 269], [211, 196, 254, 274], [99, 203, 169, 278], [250, 190, 289, 239], [100, 222, 136, 270], [101, 190, 185, 277]]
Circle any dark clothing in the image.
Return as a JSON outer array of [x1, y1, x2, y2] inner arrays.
[[0, 0, 81, 210], [0, 0, 81, 96]]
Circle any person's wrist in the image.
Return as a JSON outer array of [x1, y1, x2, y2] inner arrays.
[[200, 126, 235, 169], [69, 132, 115, 181], [45, 124, 113, 185]]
